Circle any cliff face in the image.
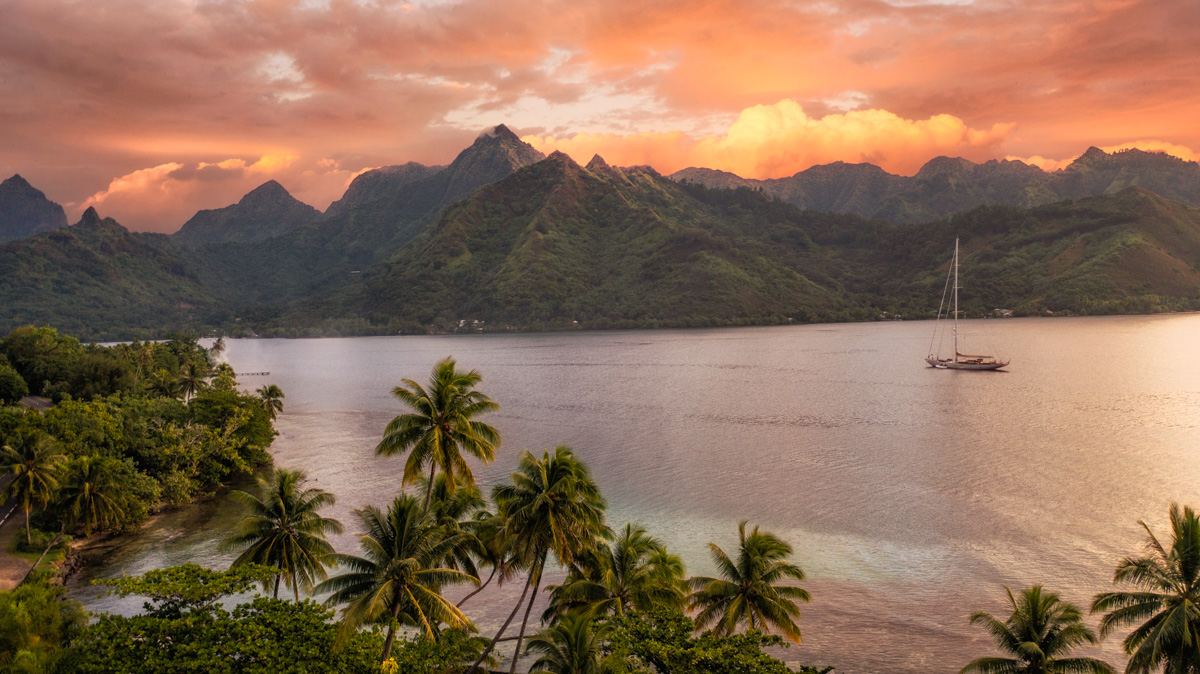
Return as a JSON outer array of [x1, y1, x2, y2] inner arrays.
[[0, 174, 68, 243]]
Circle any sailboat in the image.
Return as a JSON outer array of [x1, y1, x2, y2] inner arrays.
[[925, 238, 1009, 371]]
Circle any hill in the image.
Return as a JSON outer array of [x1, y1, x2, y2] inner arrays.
[[0, 208, 215, 339], [671, 147, 1200, 224], [0, 175, 67, 244], [173, 180, 320, 246]]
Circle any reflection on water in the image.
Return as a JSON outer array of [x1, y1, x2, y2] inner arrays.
[[69, 315, 1200, 673]]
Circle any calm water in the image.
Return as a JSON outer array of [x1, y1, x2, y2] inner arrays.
[[69, 315, 1200, 672]]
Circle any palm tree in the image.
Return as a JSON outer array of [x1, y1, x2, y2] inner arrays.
[[964, 585, 1114, 674], [545, 523, 686, 622], [375, 357, 500, 514], [210, 336, 226, 359], [148, 368, 182, 400], [179, 360, 211, 402], [525, 612, 614, 674], [421, 473, 487, 580], [688, 520, 810, 643], [57, 455, 124, 536], [457, 509, 520, 609], [1092, 502, 1200, 674], [0, 432, 66, 544], [315, 494, 475, 664], [470, 446, 608, 674], [256, 384, 285, 421], [221, 468, 343, 601]]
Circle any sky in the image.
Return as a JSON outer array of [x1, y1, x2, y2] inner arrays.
[[1, 0, 1197, 233]]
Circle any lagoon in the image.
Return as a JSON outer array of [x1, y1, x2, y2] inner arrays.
[[69, 315, 1200, 672]]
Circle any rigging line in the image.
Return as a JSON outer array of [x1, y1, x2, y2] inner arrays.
[[929, 252, 954, 357]]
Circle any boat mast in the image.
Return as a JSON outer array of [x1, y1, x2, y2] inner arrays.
[[953, 237, 959, 364]]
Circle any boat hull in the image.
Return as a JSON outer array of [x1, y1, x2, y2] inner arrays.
[[925, 357, 1009, 371]]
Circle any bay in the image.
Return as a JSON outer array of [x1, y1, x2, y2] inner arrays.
[[69, 315, 1200, 672]]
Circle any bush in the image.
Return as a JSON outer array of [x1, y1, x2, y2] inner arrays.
[[0, 363, 27, 405], [15, 527, 69, 554]]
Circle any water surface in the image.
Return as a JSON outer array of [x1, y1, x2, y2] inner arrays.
[[70, 315, 1200, 672]]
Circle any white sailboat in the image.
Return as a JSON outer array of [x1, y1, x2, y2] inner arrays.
[[925, 238, 1009, 371]]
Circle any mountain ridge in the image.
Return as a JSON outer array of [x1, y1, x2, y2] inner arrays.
[[0, 174, 68, 244]]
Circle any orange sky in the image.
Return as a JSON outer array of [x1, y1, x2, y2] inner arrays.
[[1, 0, 1197, 232]]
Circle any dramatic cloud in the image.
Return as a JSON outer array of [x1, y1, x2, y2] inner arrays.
[[524, 100, 1015, 177], [1009, 140, 1200, 172], [78, 155, 363, 233], [0, 0, 1196, 230]]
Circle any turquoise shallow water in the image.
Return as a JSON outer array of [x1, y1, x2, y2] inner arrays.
[[70, 315, 1200, 672]]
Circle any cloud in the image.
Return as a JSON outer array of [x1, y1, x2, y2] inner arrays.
[[0, 0, 1196, 221], [78, 155, 358, 233], [524, 99, 1015, 177], [1008, 140, 1198, 172]]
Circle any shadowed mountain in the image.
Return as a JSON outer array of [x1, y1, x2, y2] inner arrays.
[[671, 147, 1200, 224], [0, 174, 68, 244], [184, 124, 548, 309], [173, 180, 321, 246], [0, 208, 213, 339], [298, 152, 871, 332]]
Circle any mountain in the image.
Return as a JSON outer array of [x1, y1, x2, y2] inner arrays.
[[0, 208, 214, 339], [184, 124, 548, 307], [0, 174, 68, 243], [670, 147, 1200, 224], [173, 180, 320, 245], [297, 152, 880, 332]]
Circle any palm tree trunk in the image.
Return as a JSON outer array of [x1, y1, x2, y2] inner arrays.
[[508, 554, 545, 674], [25, 507, 32, 545], [468, 560, 537, 673], [293, 573, 300, 603], [457, 566, 497, 608], [273, 574, 280, 599], [380, 602, 403, 663], [423, 462, 435, 516]]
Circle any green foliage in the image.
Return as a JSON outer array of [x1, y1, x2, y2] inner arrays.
[[1092, 502, 1200, 674], [383, 629, 495, 674], [605, 609, 834, 674], [0, 581, 86, 673], [221, 468, 343, 600], [376, 357, 500, 512], [93, 563, 277, 618], [62, 596, 384, 673], [0, 362, 27, 405], [315, 494, 475, 661], [688, 521, 810, 643], [963, 586, 1113, 674]]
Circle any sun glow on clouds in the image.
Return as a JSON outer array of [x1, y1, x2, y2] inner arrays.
[[1008, 140, 1199, 171], [79, 155, 358, 233], [524, 99, 1016, 178]]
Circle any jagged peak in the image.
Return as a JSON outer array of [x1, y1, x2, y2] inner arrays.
[[475, 123, 522, 145], [585, 154, 611, 171], [239, 179, 292, 204], [545, 150, 580, 167], [916, 156, 978, 178], [1079, 146, 1109, 162], [79, 206, 101, 226], [2, 174, 32, 189]]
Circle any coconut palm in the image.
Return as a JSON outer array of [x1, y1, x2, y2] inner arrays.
[[210, 336, 226, 359], [148, 368, 182, 399], [221, 468, 343, 601], [1092, 502, 1200, 674], [470, 446, 608, 674], [0, 432, 66, 544], [315, 494, 475, 663], [421, 473, 487, 580], [457, 509, 520, 609], [179, 360, 211, 402], [688, 520, 810, 643], [375, 357, 500, 514], [56, 455, 124, 536], [525, 612, 614, 674], [963, 585, 1114, 674], [256, 384, 285, 421], [545, 522, 686, 622]]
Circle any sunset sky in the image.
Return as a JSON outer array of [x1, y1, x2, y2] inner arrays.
[[1, 0, 1197, 232]]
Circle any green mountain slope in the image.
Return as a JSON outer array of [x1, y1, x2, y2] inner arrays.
[[0, 208, 215, 339], [173, 180, 320, 246], [671, 147, 1200, 224]]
